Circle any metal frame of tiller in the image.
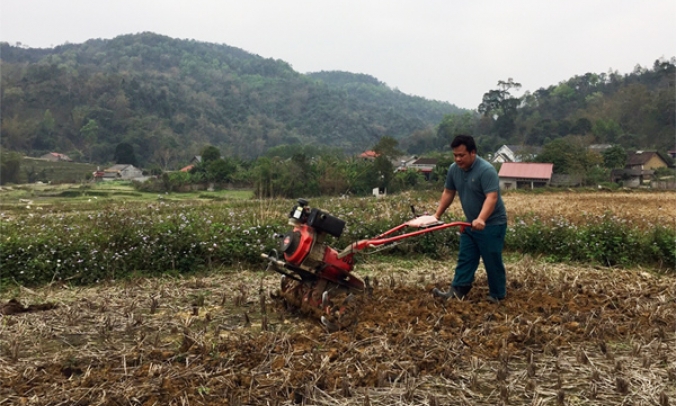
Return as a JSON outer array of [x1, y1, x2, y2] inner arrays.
[[336, 220, 472, 259]]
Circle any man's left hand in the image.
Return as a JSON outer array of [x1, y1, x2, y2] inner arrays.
[[472, 218, 486, 230]]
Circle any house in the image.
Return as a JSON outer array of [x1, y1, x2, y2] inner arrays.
[[180, 164, 195, 172], [406, 158, 437, 174], [189, 156, 202, 164], [498, 162, 554, 190], [393, 155, 418, 171], [490, 145, 541, 163], [359, 150, 379, 160], [611, 168, 654, 188], [626, 150, 668, 171], [102, 164, 143, 181], [396, 157, 438, 180], [668, 150, 676, 159], [40, 152, 72, 162], [609, 151, 668, 188]]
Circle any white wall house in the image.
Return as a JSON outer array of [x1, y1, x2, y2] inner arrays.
[[103, 164, 144, 181]]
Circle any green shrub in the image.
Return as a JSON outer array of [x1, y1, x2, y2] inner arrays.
[[506, 215, 675, 269], [1, 197, 673, 289]]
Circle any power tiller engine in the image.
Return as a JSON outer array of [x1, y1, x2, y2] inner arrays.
[[261, 199, 364, 330]]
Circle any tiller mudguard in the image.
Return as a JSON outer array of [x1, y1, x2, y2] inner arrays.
[[262, 199, 470, 331]]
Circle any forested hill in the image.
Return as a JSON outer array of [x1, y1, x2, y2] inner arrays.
[[0, 32, 465, 167]]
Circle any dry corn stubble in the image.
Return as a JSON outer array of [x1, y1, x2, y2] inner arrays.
[[1, 254, 674, 405]]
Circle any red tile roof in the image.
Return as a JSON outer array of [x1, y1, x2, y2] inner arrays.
[[359, 150, 379, 158], [498, 162, 554, 180]]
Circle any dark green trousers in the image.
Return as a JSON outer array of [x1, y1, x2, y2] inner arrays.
[[452, 224, 507, 299]]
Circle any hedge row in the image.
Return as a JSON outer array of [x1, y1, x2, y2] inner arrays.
[[1, 200, 673, 288]]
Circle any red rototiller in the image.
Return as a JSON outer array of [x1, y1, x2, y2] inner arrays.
[[261, 199, 470, 330]]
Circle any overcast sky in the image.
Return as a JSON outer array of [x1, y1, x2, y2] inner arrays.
[[1, 0, 674, 110]]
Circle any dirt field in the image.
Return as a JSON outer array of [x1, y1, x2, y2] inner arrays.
[[1, 255, 674, 405]]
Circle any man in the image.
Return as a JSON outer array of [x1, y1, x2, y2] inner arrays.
[[431, 135, 508, 303]]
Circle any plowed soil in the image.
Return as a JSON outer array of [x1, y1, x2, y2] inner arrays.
[[1, 256, 674, 405]]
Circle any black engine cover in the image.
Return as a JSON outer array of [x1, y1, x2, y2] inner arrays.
[[306, 208, 345, 237]]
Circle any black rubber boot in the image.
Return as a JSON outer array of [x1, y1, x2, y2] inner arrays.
[[432, 286, 466, 300]]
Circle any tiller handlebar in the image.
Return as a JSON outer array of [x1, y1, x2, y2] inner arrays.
[[337, 220, 471, 258]]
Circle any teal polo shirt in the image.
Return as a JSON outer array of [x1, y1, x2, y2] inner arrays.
[[444, 156, 507, 225]]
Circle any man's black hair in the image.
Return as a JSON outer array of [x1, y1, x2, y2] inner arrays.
[[451, 135, 477, 153]]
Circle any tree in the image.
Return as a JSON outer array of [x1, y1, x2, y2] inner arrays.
[[0, 151, 22, 184], [436, 112, 476, 148], [592, 119, 623, 144], [33, 110, 56, 150], [201, 145, 221, 163], [207, 158, 237, 183], [80, 119, 99, 163], [114, 142, 138, 166], [601, 145, 627, 169], [534, 138, 585, 174], [570, 117, 592, 135], [535, 136, 600, 175], [478, 78, 522, 138], [373, 155, 394, 191], [372, 136, 402, 159]]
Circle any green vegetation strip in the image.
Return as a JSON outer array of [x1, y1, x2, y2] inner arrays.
[[1, 199, 673, 289]]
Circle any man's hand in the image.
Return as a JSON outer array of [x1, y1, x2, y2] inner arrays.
[[407, 215, 441, 228], [471, 218, 486, 231]]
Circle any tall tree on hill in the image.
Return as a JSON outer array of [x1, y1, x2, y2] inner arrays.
[[33, 110, 56, 151], [114, 142, 138, 166], [436, 112, 476, 148], [478, 78, 522, 139], [80, 119, 99, 163], [372, 136, 402, 159]]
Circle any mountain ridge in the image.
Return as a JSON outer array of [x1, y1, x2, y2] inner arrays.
[[1, 32, 465, 168]]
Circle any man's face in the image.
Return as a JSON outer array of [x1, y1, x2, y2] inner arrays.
[[452, 144, 476, 171]]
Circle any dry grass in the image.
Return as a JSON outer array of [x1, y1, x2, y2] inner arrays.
[[502, 191, 675, 229], [1, 255, 674, 405]]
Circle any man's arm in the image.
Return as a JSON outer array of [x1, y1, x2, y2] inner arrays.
[[434, 188, 456, 220], [472, 191, 498, 230]]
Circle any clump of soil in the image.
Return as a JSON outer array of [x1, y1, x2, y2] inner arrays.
[[0, 298, 57, 315], [1, 256, 674, 405]]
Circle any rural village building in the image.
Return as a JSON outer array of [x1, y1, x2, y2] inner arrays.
[[40, 152, 72, 162], [490, 145, 541, 164], [359, 150, 379, 160], [611, 150, 669, 187], [394, 155, 418, 170], [626, 150, 669, 171], [404, 158, 438, 174], [498, 162, 554, 190], [395, 157, 438, 179], [102, 164, 144, 181]]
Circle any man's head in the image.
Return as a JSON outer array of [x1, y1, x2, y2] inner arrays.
[[450, 135, 477, 170]]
